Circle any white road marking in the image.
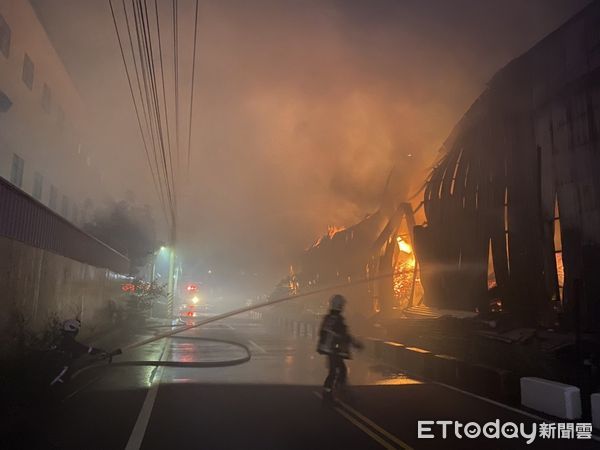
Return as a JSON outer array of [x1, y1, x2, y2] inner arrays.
[[248, 339, 267, 354], [432, 379, 600, 442], [124, 341, 168, 450], [384, 361, 600, 442]]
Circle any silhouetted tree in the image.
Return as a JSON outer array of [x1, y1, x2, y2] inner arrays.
[[83, 198, 157, 274]]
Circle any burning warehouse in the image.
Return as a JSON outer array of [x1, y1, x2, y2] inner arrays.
[[6, 0, 600, 446], [277, 1, 600, 335], [269, 1, 600, 388], [298, 177, 421, 318], [416, 0, 600, 333], [269, 167, 423, 325]]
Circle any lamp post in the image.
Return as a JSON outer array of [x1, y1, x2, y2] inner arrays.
[[167, 247, 176, 317], [151, 245, 176, 318]]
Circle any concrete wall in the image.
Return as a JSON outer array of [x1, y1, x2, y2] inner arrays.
[[0, 235, 122, 357], [0, 0, 104, 225]]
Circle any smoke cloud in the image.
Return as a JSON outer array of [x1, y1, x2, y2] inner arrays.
[[32, 0, 590, 296]]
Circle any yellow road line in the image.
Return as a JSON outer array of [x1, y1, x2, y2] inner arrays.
[[313, 391, 408, 450], [336, 397, 413, 450], [335, 405, 398, 450]]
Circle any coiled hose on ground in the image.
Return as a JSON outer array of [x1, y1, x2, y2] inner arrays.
[[63, 327, 252, 384]]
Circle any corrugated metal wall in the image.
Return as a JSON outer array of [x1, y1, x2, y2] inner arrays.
[[0, 176, 129, 274], [417, 1, 600, 329]]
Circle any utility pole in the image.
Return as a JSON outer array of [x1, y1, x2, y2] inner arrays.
[[167, 246, 176, 318], [166, 224, 177, 319]]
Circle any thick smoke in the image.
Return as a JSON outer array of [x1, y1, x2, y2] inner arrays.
[[33, 0, 590, 296]]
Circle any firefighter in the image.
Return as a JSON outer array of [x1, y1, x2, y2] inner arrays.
[[317, 294, 362, 399], [48, 319, 107, 386]]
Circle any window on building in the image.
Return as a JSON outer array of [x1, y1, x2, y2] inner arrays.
[[42, 83, 51, 113], [0, 14, 10, 58], [10, 153, 24, 188], [22, 54, 34, 90], [61, 194, 69, 217], [33, 172, 43, 200], [49, 185, 58, 210]]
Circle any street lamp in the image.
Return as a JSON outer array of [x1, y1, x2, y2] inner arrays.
[[151, 245, 167, 283]]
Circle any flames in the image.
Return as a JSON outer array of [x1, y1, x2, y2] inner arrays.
[[392, 234, 421, 308], [393, 257, 416, 301], [327, 225, 346, 239], [396, 236, 412, 254], [310, 225, 347, 248]]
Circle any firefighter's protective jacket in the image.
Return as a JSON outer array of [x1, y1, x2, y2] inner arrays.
[[46, 331, 103, 386], [317, 311, 352, 359], [54, 331, 102, 359]]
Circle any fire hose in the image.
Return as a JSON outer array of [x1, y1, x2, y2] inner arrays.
[[67, 336, 251, 383], [66, 271, 396, 383], [119, 270, 396, 352]]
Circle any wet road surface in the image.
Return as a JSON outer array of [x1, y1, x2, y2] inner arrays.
[[36, 315, 599, 450]]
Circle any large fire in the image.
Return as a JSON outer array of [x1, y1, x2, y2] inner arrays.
[[392, 234, 422, 308], [393, 256, 416, 302]]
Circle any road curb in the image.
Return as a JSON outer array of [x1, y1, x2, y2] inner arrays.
[[363, 337, 519, 403]]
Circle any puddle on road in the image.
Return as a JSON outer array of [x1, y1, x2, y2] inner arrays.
[[374, 376, 422, 385]]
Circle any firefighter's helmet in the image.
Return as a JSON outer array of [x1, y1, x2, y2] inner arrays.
[[63, 319, 81, 333], [330, 294, 346, 312]]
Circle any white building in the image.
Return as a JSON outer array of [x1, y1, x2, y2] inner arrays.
[[0, 0, 104, 225]]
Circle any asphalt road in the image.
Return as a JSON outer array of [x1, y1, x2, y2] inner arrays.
[[19, 315, 600, 450]]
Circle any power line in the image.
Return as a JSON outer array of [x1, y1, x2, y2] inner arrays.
[[131, 0, 173, 223], [109, 0, 200, 236], [186, 0, 200, 170], [153, 0, 174, 192], [121, 0, 152, 151], [136, 0, 177, 222], [123, 0, 171, 225], [131, 0, 177, 227], [108, 0, 169, 225], [172, 0, 181, 170]]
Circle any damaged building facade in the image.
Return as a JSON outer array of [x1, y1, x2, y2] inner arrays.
[[416, 1, 600, 332], [276, 2, 600, 338], [272, 169, 423, 322]]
